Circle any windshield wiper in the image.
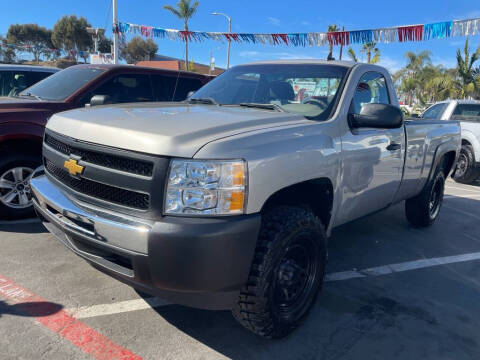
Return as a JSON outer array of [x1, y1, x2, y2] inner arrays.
[[239, 103, 285, 112], [19, 92, 42, 101], [187, 97, 219, 105]]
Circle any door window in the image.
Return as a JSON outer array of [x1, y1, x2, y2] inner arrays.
[[422, 103, 448, 119], [86, 73, 154, 104], [351, 72, 390, 114]]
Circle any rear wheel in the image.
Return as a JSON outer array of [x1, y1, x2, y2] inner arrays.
[[453, 144, 479, 184], [232, 206, 327, 338], [0, 153, 40, 219], [405, 168, 445, 227]]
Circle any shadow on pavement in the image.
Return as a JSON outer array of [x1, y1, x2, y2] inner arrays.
[[0, 221, 47, 234], [0, 300, 62, 318], [144, 194, 480, 359]]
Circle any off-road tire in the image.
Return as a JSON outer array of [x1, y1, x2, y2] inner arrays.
[[453, 145, 480, 184], [405, 167, 445, 227], [0, 152, 41, 220], [232, 206, 327, 338]]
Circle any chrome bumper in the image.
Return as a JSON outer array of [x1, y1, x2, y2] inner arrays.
[[30, 174, 153, 255]]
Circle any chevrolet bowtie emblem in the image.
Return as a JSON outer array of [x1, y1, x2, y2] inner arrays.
[[64, 159, 84, 176]]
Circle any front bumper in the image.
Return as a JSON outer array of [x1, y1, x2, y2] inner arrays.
[[31, 174, 261, 310]]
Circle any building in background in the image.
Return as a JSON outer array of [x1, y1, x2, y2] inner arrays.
[[137, 54, 224, 75]]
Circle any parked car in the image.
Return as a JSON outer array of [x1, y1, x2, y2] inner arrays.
[[421, 100, 480, 183], [31, 60, 460, 338], [0, 64, 211, 219], [0, 64, 59, 97]]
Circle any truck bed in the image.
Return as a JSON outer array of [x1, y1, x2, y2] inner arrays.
[[395, 119, 461, 202]]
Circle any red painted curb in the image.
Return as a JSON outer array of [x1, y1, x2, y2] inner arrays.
[[0, 275, 142, 360]]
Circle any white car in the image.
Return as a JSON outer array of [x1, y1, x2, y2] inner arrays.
[[422, 100, 480, 183]]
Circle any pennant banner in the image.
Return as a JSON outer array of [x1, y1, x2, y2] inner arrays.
[[116, 17, 480, 47], [0, 42, 94, 58]]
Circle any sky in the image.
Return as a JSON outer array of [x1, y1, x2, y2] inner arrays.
[[1, 0, 480, 72]]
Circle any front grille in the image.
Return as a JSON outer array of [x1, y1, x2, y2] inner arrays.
[[45, 159, 150, 210], [45, 134, 154, 177]]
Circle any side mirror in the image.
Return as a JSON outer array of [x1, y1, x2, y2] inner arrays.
[[89, 95, 112, 107], [410, 113, 420, 119], [186, 91, 195, 99], [349, 103, 403, 129]]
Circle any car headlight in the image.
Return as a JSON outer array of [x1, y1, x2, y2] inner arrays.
[[165, 159, 247, 215]]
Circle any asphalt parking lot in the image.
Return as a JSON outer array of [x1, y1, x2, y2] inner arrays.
[[1, 180, 480, 360]]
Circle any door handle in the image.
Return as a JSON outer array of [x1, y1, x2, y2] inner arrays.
[[386, 142, 401, 151]]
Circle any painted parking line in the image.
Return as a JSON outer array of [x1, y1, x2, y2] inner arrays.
[[325, 251, 480, 282], [68, 297, 170, 319], [0, 275, 142, 360], [445, 185, 480, 194], [63, 250, 480, 319]]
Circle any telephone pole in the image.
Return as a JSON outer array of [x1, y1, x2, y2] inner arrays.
[[113, 0, 119, 64]]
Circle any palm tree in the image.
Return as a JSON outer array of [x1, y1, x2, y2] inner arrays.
[[327, 24, 339, 60], [347, 48, 358, 62], [346, 43, 380, 64], [163, 0, 200, 71], [404, 50, 432, 76], [362, 42, 380, 64], [456, 38, 480, 99]]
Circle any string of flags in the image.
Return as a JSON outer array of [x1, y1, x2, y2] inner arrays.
[[0, 43, 93, 58], [115, 17, 480, 47]]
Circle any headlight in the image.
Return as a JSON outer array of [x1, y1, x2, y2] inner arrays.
[[165, 159, 247, 215]]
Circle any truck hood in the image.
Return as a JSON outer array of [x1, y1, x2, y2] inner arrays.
[[47, 102, 310, 157], [0, 97, 62, 112]]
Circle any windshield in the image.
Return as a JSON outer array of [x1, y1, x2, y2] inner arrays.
[[19, 67, 107, 101], [191, 64, 348, 119]]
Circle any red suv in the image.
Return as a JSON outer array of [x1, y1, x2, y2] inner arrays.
[[0, 64, 211, 219]]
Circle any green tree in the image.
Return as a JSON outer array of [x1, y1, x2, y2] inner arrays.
[[362, 42, 380, 64], [326, 24, 339, 60], [347, 47, 358, 62], [347, 42, 380, 64], [0, 35, 16, 63], [121, 36, 158, 64], [52, 15, 93, 62], [456, 38, 480, 99], [98, 36, 113, 54], [163, 0, 200, 71], [6, 24, 54, 62]]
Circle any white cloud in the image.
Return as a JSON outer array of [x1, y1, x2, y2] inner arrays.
[[267, 17, 281, 26], [377, 56, 403, 73], [272, 52, 315, 60], [300, 20, 312, 27], [239, 51, 262, 58]]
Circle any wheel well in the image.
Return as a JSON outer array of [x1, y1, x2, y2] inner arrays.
[[441, 151, 456, 176], [462, 139, 471, 146], [261, 178, 334, 229], [0, 138, 43, 157]]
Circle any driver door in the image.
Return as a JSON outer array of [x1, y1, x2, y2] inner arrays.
[[337, 71, 405, 225]]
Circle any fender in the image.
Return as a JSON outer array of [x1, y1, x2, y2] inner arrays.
[[0, 122, 45, 142], [427, 140, 460, 182]]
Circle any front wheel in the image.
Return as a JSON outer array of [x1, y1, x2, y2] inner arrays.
[[232, 206, 327, 338], [405, 169, 445, 227], [453, 145, 479, 184], [0, 153, 40, 220]]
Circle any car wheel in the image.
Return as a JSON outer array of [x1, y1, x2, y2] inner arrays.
[[405, 167, 445, 227], [453, 145, 479, 184], [232, 206, 327, 338], [0, 153, 41, 220]]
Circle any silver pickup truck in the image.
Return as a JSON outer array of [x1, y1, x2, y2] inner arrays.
[[30, 60, 461, 338]]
